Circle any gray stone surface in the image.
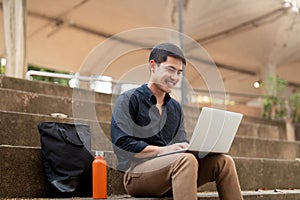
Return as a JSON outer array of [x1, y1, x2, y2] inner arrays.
[[0, 88, 112, 121], [1, 110, 298, 160], [230, 136, 300, 160], [0, 111, 112, 150], [0, 146, 49, 198], [1, 145, 300, 198], [1, 76, 299, 200]]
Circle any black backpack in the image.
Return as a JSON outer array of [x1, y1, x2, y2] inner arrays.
[[38, 122, 94, 197]]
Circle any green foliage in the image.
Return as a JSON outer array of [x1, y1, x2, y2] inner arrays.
[[262, 95, 286, 120], [262, 75, 287, 120], [0, 62, 70, 86], [0, 65, 4, 74], [28, 65, 70, 86], [262, 75, 287, 97], [0, 60, 5, 74], [288, 91, 300, 123], [262, 75, 300, 123]]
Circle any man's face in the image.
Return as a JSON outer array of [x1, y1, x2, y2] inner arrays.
[[150, 56, 183, 93]]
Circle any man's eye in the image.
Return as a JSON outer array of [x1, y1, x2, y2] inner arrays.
[[167, 68, 176, 73]]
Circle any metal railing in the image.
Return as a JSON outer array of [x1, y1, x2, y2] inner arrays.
[[26, 70, 264, 116]]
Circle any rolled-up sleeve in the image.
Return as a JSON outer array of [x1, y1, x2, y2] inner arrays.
[[111, 116, 148, 153]]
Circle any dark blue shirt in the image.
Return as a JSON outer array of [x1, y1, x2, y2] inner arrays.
[[110, 84, 188, 171]]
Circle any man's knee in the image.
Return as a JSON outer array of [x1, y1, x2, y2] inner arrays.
[[215, 154, 237, 173], [221, 154, 235, 166], [182, 153, 198, 164], [174, 153, 198, 172]]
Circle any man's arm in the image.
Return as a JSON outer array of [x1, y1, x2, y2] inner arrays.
[[111, 92, 144, 151], [134, 142, 188, 158]]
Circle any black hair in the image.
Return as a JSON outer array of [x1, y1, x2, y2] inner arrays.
[[149, 43, 186, 66]]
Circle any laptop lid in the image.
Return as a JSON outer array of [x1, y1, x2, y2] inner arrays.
[[188, 107, 243, 153], [156, 107, 243, 157]]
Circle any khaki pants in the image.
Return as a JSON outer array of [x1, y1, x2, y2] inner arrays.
[[124, 153, 243, 200]]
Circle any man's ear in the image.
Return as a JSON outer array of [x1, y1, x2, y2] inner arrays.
[[149, 60, 156, 72]]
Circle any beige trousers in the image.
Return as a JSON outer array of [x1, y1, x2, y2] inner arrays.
[[123, 153, 243, 200]]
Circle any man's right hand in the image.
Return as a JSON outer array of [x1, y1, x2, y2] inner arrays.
[[134, 142, 189, 158], [160, 142, 189, 154]]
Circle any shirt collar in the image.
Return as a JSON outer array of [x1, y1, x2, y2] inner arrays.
[[140, 84, 172, 105]]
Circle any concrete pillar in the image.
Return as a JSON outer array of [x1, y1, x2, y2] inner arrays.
[[3, 0, 27, 78]]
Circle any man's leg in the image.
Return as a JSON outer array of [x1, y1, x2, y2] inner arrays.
[[124, 153, 198, 200], [197, 154, 243, 200]]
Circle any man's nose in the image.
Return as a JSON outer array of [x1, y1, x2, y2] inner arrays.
[[170, 72, 180, 81]]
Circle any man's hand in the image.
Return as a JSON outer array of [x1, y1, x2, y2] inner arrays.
[[160, 142, 189, 154], [134, 142, 188, 158]]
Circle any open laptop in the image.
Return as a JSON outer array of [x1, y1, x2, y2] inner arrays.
[[157, 107, 243, 157]]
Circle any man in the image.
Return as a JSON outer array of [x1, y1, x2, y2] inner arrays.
[[110, 43, 243, 200]]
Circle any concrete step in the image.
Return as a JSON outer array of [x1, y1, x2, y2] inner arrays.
[[0, 75, 73, 97], [227, 157, 300, 191], [1, 145, 300, 198], [1, 190, 300, 200], [0, 75, 112, 103], [0, 88, 112, 121], [1, 111, 299, 160], [0, 110, 112, 151], [183, 106, 288, 141], [0, 75, 286, 139], [0, 87, 288, 144], [0, 75, 289, 141], [108, 190, 300, 200], [230, 136, 300, 160], [107, 152, 300, 195], [197, 190, 300, 200], [1, 75, 299, 199], [237, 118, 286, 140], [184, 114, 287, 141]]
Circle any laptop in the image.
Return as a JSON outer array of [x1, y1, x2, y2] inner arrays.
[[157, 107, 243, 157]]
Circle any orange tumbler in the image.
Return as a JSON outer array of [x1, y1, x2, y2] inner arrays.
[[92, 151, 107, 199]]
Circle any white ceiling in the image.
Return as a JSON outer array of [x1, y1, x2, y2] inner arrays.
[[1, 0, 300, 97]]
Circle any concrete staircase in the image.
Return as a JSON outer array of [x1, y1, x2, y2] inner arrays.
[[0, 75, 300, 199]]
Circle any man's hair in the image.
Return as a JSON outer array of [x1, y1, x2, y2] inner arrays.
[[149, 43, 186, 66]]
